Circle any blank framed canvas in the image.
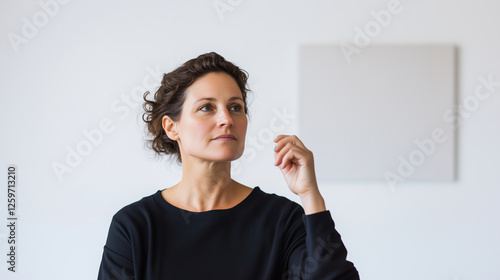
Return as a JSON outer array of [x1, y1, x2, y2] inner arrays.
[[298, 45, 456, 182]]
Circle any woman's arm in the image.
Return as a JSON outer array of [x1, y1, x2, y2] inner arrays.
[[281, 206, 359, 280], [98, 215, 135, 280], [274, 134, 359, 279]]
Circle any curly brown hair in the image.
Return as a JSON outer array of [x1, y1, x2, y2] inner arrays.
[[142, 52, 250, 163]]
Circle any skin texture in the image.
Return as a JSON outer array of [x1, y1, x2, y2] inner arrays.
[[161, 72, 326, 214]]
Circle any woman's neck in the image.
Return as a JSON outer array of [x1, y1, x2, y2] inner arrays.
[[164, 159, 251, 212]]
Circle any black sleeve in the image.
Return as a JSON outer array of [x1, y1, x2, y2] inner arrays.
[[282, 208, 359, 280], [97, 215, 135, 280]]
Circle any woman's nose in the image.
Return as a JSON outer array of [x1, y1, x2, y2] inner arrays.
[[217, 108, 233, 127]]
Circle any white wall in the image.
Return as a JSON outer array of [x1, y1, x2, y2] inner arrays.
[[1, 0, 499, 279]]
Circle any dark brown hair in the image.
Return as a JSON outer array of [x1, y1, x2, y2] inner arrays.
[[142, 52, 250, 163]]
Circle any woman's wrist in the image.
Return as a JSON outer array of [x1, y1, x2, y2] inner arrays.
[[298, 189, 327, 215]]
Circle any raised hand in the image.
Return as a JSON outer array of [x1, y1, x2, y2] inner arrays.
[[273, 135, 326, 214]]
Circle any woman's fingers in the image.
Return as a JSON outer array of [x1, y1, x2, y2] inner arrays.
[[274, 142, 295, 168], [273, 134, 288, 143], [274, 135, 310, 168], [273, 134, 320, 200], [279, 146, 301, 170], [274, 135, 305, 153]]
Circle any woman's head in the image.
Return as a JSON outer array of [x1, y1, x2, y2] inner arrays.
[[143, 52, 250, 163]]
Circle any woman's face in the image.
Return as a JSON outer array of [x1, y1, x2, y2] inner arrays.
[[173, 72, 247, 163]]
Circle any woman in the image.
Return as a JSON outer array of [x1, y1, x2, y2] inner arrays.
[[98, 52, 359, 279]]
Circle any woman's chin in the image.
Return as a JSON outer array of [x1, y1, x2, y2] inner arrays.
[[210, 150, 244, 162], [183, 145, 245, 162]]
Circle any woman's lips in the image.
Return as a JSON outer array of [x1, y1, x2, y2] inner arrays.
[[213, 134, 236, 141]]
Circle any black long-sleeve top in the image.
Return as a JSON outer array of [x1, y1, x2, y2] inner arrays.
[[98, 187, 359, 279]]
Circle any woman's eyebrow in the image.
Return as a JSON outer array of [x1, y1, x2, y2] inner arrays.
[[228, 97, 244, 102], [194, 97, 244, 104]]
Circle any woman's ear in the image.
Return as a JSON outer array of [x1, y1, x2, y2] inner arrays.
[[162, 115, 179, 140]]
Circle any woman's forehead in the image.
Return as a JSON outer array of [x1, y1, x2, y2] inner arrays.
[[185, 72, 243, 102]]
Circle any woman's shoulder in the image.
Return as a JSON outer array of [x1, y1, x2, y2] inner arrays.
[[111, 191, 163, 222], [252, 187, 304, 215]]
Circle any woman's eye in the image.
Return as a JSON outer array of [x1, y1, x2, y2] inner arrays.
[[199, 104, 213, 111], [230, 104, 243, 112]]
